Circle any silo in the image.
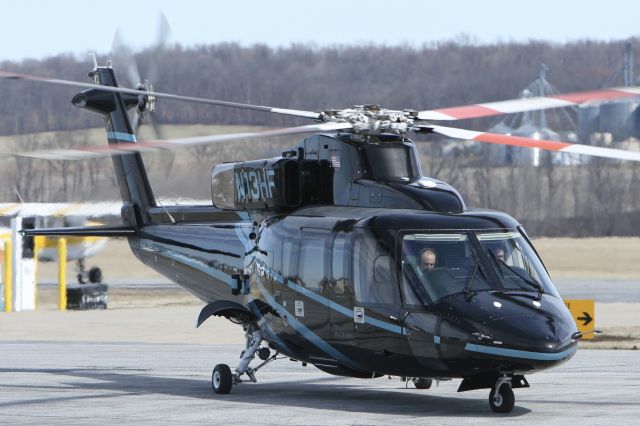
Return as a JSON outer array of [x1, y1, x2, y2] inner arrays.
[[578, 105, 600, 144], [599, 101, 640, 141], [485, 122, 513, 166], [510, 123, 561, 166]]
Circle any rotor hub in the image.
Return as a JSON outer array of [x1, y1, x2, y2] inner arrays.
[[136, 80, 156, 115], [322, 105, 418, 137]]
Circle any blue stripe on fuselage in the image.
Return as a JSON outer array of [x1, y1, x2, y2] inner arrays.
[[106, 131, 136, 142], [139, 239, 235, 286], [255, 280, 365, 371], [283, 279, 404, 335], [464, 343, 577, 361], [140, 238, 362, 369]]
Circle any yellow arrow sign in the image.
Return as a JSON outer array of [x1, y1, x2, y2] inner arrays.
[[564, 299, 595, 340]]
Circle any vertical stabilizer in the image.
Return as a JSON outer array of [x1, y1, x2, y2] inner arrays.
[[72, 66, 156, 225]]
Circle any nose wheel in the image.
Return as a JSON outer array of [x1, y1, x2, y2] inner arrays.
[[489, 376, 515, 413]]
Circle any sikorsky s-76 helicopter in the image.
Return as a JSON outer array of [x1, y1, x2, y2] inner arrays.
[[2, 61, 640, 413]]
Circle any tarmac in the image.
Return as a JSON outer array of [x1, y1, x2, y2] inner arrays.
[[1, 341, 639, 425], [2, 275, 639, 423]]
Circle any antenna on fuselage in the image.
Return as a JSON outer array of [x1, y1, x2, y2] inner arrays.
[[14, 186, 24, 204], [90, 52, 98, 70], [156, 198, 176, 224]]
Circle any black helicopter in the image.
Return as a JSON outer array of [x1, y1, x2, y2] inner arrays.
[[3, 61, 640, 414]]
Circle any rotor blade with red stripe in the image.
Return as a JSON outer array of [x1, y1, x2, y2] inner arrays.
[[7, 122, 353, 160], [0, 70, 322, 120], [417, 87, 640, 121], [422, 124, 640, 162]]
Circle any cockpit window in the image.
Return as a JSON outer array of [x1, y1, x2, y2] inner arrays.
[[477, 231, 559, 298], [400, 230, 559, 307]]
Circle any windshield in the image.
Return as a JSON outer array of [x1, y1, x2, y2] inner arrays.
[[400, 230, 559, 306]]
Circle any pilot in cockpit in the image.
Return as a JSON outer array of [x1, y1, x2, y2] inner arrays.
[[492, 246, 506, 263], [419, 248, 437, 271]]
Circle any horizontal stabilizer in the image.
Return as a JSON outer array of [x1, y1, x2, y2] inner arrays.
[[20, 224, 136, 237]]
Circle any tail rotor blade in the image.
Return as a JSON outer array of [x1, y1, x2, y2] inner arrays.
[[147, 114, 175, 176], [147, 12, 171, 84], [111, 29, 142, 88], [130, 109, 142, 134]]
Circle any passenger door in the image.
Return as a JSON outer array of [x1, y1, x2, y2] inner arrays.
[[295, 228, 331, 340], [351, 229, 405, 370], [328, 231, 356, 347]]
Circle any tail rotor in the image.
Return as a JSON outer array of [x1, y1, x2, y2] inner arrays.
[[110, 12, 173, 174]]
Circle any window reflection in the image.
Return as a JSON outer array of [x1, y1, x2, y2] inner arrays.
[[353, 232, 400, 306], [401, 230, 559, 307]]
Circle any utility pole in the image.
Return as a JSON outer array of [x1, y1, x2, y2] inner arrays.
[[623, 41, 634, 87]]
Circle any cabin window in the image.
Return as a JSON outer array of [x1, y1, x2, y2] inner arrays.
[[281, 238, 297, 283], [298, 231, 328, 292], [352, 232, 399, 306], [331, 233, 352, 296], [210, 163, 237, 209]]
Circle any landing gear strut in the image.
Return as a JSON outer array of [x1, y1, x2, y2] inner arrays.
[[211, 322, 279, 394], [489, 375, 515, 413], [76, 258, 103, 284]]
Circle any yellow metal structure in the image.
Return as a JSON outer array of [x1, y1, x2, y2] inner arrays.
[[564, 299, 595, 340], [58, 238, 67, 310], [3, 239, 12, 313], [33, 235, 44, 309]]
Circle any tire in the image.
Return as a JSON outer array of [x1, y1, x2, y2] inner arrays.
[[77, 273, 86, 284], [413, 378, 433, 389], [212, 364, 233, 394], [89, 267, 103, 284], [489, 384, 515, 413]]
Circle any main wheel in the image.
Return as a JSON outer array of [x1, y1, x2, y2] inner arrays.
[[489, 384, 515, 413], [412, 378, 433, 389], [212, 364, 233, 394], [89, 267, 103, 283]]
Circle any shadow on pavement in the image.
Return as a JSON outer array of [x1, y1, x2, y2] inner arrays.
[[0, 367, 533, 417]]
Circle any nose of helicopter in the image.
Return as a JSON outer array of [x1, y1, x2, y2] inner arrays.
[[464, 298, 578, 369], [484, 314, 559, 349], [435, 293, 578, 372]]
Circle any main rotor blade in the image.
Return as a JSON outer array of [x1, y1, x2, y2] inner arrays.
[[8, 122, 353, 160], [419, 124, 640, 162], [417, 87, 640, 121], [0, 70, 322, 120]]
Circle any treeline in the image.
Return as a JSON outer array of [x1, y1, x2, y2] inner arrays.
[[0, 39, 637, 134], [1, 39, 639, 237]]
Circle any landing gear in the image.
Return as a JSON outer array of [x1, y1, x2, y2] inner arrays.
[[76, 258, 103, 284], [212, 364, 233, 394], [210, 322, 279, 395], [489, 375, 515, 413], [412, 378, 433, 389], [89, 266, 103, 283]]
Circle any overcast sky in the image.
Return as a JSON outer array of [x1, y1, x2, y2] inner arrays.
[[2, 0, 639, 62]]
